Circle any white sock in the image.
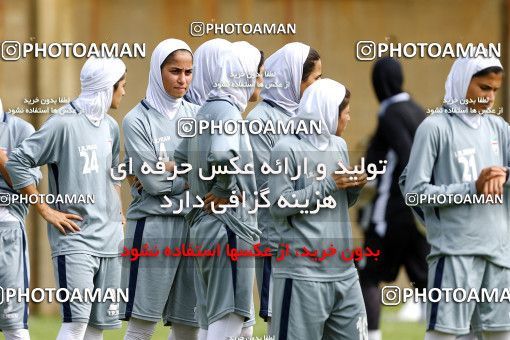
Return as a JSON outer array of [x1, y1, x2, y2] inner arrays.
[[56, 322, 88, 340], [368, 329, 382, 340], [168, 323, 199, 340], [84, 325, 103, 340], [240, 325, 253, 337], [425, 330, 457, 340], [267, 318, 272, 335], [481, 331, 510, 340], [124, 318, 157, 340], [207, 313, 243, 340], [3, 328, 30, 340], [197, 328, 207, 340]]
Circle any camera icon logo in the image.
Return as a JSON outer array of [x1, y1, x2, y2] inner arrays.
[[0, 194, 11, 206], [381, 286, 401, 306], [405, 193, 419, 206], [190, 22, 206, 37], [356, 41, 376, 61], [1, 41, 22, 61], [178, 118, 197, 138]]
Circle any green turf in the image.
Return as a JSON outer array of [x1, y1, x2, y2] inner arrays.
[[20, 307, 425, 339], [380, 306, 425, 340]]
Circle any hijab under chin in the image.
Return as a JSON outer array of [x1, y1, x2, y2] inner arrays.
[[208, 41, 261, 112], [146, 39, 193, 119], [73, 56, 126, 126], [185, 38, 231, 106], [444, 49, 502, 129], [260, 42, 310, 117], [291, 78, 346, 151]]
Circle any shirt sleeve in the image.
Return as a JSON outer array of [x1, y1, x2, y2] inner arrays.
[[248, 119, 274, 191], [339, 144, 362, 207], [109, 118, 122, 187], [268, 141, 338, 218], [15, 121, 42, 187], [6, 116, 64, 190], [122, 115, 186, 196], [505, 123, 510, 185], [207, 115, 240, 198]]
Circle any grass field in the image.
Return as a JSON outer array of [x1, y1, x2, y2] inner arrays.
[[19, 307, 425, 339]]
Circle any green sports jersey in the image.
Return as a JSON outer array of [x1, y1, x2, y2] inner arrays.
[[6, 104, 123, 257], [401, 109, 510, 267]]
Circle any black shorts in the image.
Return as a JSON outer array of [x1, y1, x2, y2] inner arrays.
[[358, 219, 429, 288]]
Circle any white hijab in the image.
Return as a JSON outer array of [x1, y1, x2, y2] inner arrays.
[[292, 78, 346, 151], [444, 50, 502, 128], [73, 56, 126, 126], [208, 41, 261, 112], [146, 39, 193, 119], [261, 42, 310, 116], [186, 38, 231, 106]]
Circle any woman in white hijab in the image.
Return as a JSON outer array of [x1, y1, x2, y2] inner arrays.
[[64, 56, 126, 340], [259, 42, 321, 116], [245, 42, 322, 332], [0, 95, 42, 340], [402, 51, 510, 340], [185, 38, 232, 106], [120, 39, 202, 340], [73, 56, 126, 125], [206, 40, 263, 111], [174, 41, 264, 340], [444, 50, 503, 129], [268, 78, 368, 339], [73, 55, 127, 241], [4, 55, 127, 340], [291, 78, 351, 149], [181, 37, 258, 339], [145, 39, 194, 119]]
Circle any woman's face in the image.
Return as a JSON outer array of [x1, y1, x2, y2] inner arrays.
[[111, 74, 127, 109], [300, 59, 322, 97], [465, 72, 502, 113], [249, 65, 265, 102], [335, 104, 350, 137], [161, 50, 193, 98]]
